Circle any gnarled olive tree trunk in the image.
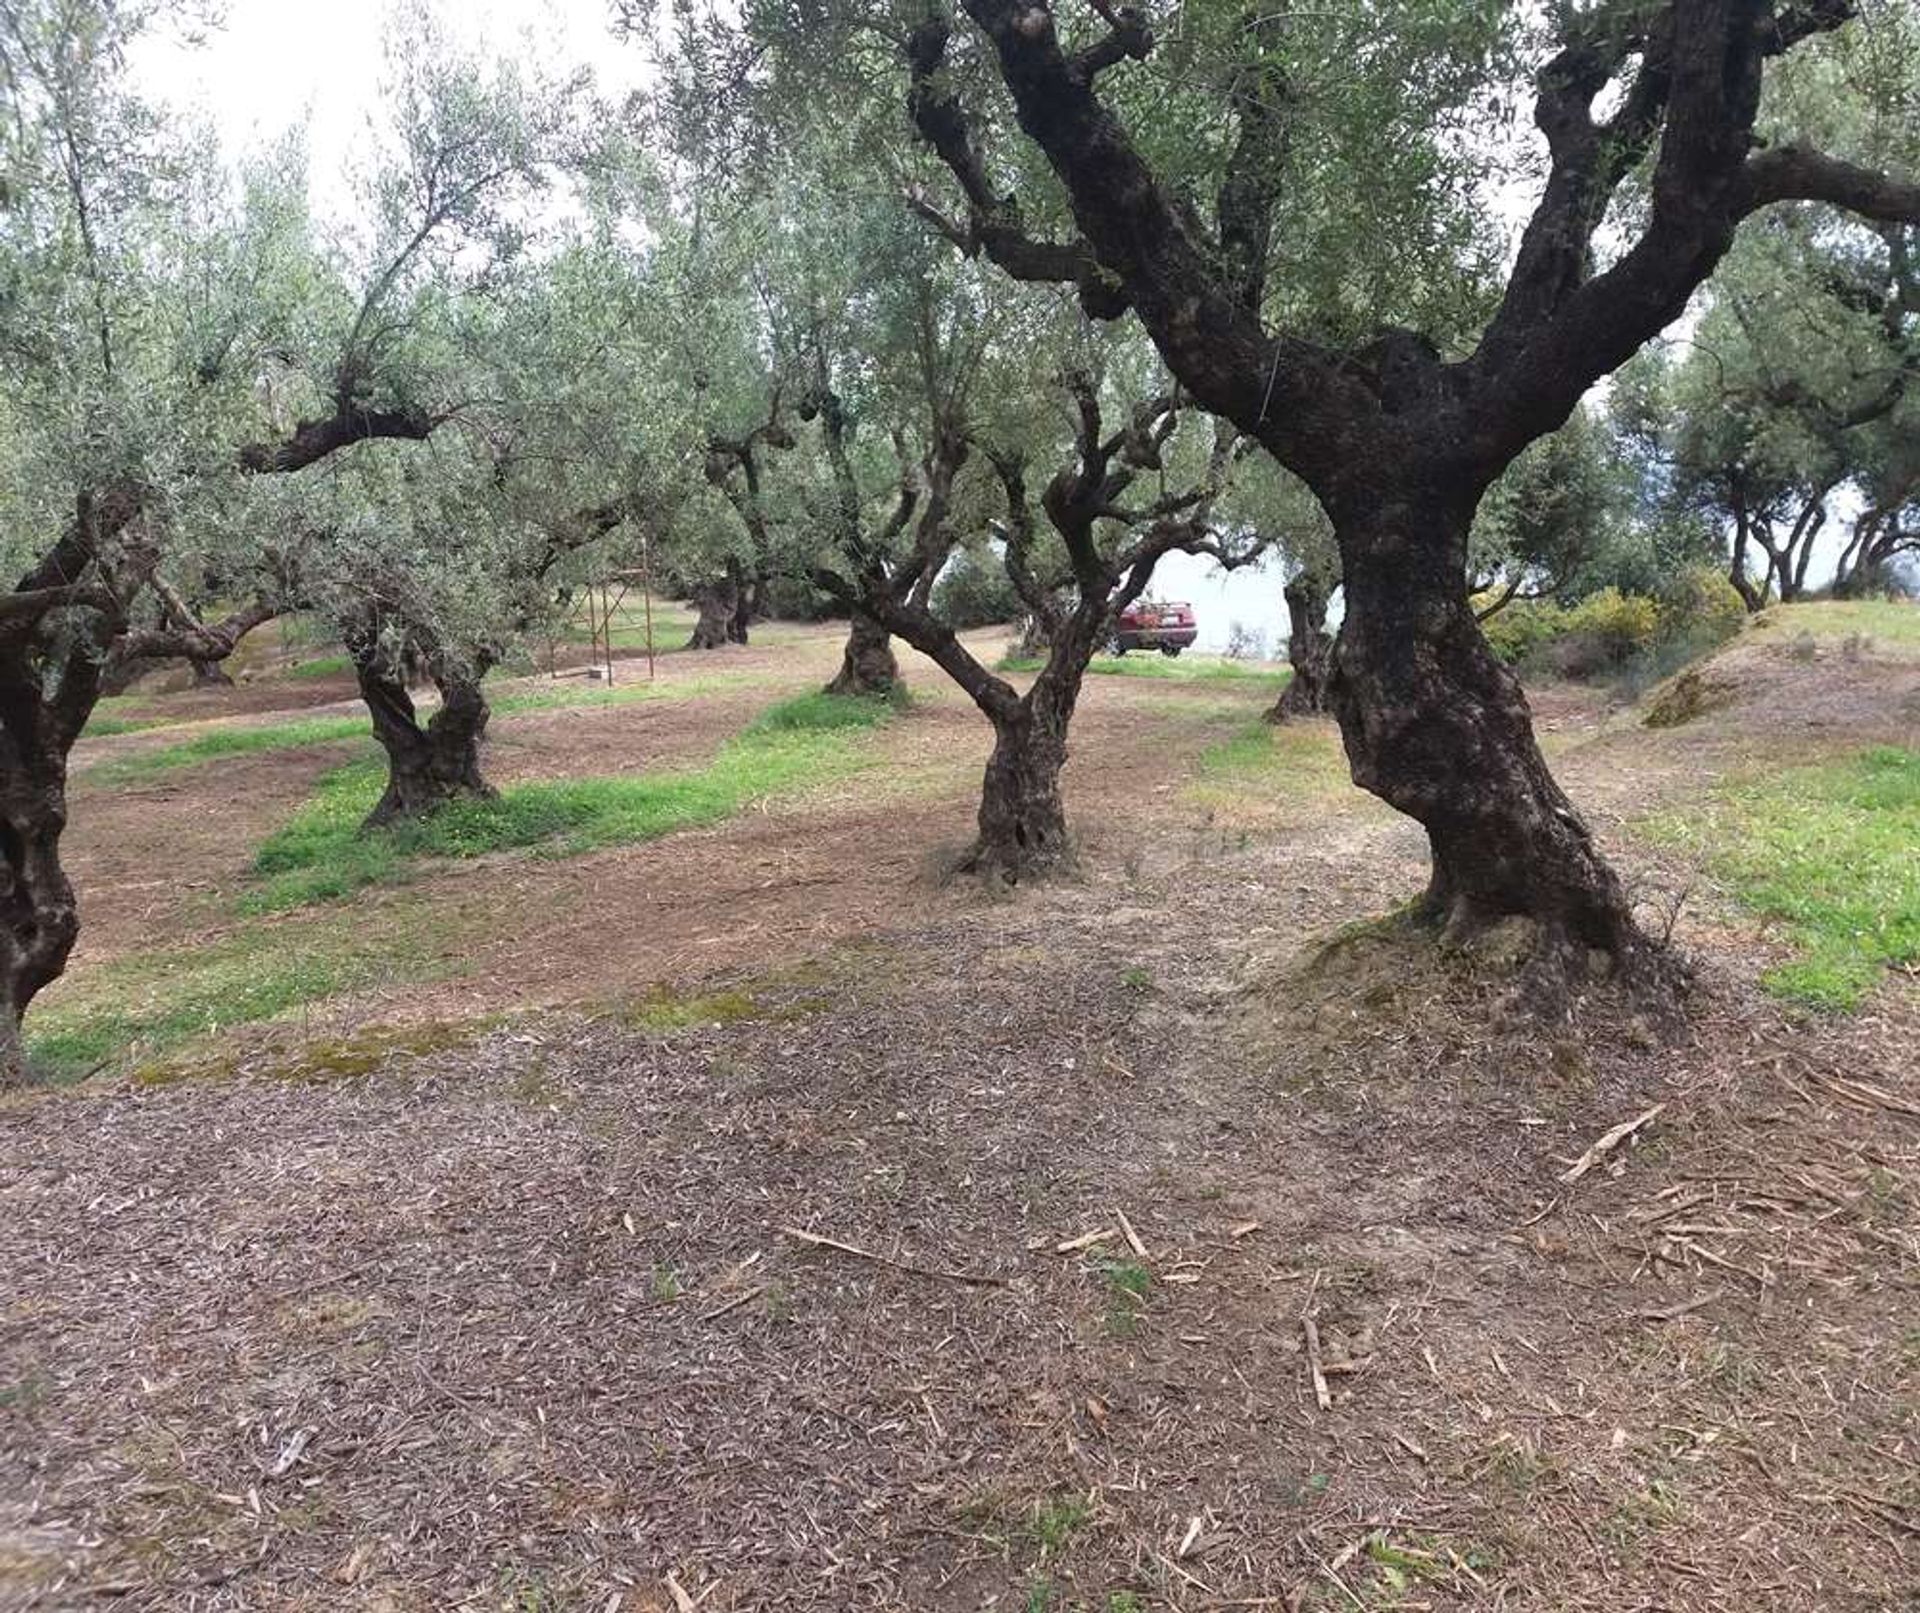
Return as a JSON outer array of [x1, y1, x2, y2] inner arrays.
[[0, 703, 80, 1083], [729, 560, 762, 644], [824, 608, 901, 698], [687, 573, 739, 650], [1267, 572, 1333, 721], [1328, 492, 1642, 997], [960, 619, 1101, 882], [348, 638, 497, 830]]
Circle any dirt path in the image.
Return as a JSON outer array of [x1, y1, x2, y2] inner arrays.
[[2, 625, 1915, 1611]]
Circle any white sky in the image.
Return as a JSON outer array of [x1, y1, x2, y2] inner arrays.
[[130, 0, 650, 221]]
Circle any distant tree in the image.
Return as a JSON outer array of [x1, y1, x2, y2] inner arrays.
[[931, 544, 1025, 630], [0, 2, 582, 1075], [1469, 406, 1636, 614], [811, 314, 1253, 878], [1218, 457, 1337, 721]]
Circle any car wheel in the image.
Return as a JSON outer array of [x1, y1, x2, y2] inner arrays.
[[1108, 635, 1126, 656], [1160, 644, 1182, 658]]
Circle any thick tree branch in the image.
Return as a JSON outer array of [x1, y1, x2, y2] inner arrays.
[[943, 0, 1361, 478], [236, 397, 443, 475], [1215, 8, 1293, 315], [0, 582, 114, 625], [114, 588, 278, 665], [904, 19, 1130, 320], [1467, 0, 1839, 461], [1739, 145, 1920, 226]]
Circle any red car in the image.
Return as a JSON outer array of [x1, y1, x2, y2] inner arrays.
[[1110, 599, 1197, 656]]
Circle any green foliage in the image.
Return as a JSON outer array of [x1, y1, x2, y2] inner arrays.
[[932, 546, 1024, 630], [1565, 589, 1664, 661], [1471, 404, 1635, 599], [1657, 566, 1749, 645], [1478, 572, 1746, 685], [1646, 746, 1920, 1009], [1476, 597, 1570, 665], [244, 692, 895, 910]]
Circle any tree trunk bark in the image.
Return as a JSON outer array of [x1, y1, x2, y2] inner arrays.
[[190, 657, 234, 688], [726, 557, 752, 645], [964, 707, 1073, 882], [351, 651, 497, 830], [730, 561, 769, 643], [824, 609, 901, 698], [1009, 612, 1052, 661], [1266, 573, 1333, 721], [1329, 493, 1650, 1003], [0, 709, 80, 1084], [1728, 503, 1766, 613], [687, 576, 738, 650], [960, 626, 1098, 883]]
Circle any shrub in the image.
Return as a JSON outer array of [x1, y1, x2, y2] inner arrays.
[[1657, 565, 1747, 646], [1475, 596, 1568, 665], [932, 548, 1022, 629], [1565, 588, 1663, 659]]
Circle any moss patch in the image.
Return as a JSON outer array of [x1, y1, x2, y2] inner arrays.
[[133, 1019, 491, 1087], [1643, 665, 1737, 729], [621, 987, 765, 1032]]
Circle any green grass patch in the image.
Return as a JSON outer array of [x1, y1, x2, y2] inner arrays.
[[739, 686, 904, 733], [1644, 745, 1919, 1010], [84, 671, 760, 785], [1095, 1257, 1153, 1336], [244, 690, 898, 912], [1026, 1493, 1093, 1556], [1750, 599, 1920, 656], [1183, 718, 1362, 822], [999, 651, 1280, 683], [622, 986, 764, 1031], [286, 654, 351, 680], [23, 915, 461, 1083], [487, 669, 754, 717], [82, 695, 175, 738], [1088, 653, 1278, 682], [91, 713, 373, 782]]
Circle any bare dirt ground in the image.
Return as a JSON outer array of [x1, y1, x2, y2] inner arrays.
[[1, 619, 1915, 1611]]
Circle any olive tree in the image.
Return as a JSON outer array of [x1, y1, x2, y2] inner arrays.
[[871, 0, 1920, 999], [0, 1, 580, 1075]]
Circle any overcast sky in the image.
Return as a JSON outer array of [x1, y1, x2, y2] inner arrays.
[[130, 0, 650, 219]]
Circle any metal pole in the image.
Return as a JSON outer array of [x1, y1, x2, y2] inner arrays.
[[641, 536, 657, 683]]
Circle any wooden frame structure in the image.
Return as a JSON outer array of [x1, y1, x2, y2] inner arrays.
[[544, 542, 658, 686]]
